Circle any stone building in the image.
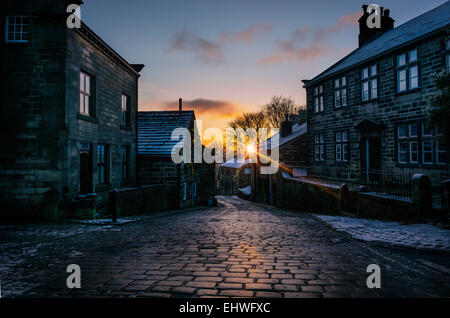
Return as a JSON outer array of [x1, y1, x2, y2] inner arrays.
[[255, 117, 308, 204], [137, 108, 215, 209], [0, 0, 144, 221], [218, 159, 252, 195], [302, 3, 450, 186]]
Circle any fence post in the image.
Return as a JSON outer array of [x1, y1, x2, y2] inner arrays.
[[339, 183, 349, 212], [411, 174, 432, 217], [109, 189, 118, 223]]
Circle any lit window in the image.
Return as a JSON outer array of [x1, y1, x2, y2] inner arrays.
[[334, 76, 347, 108], [314, 133, 325, 161], [313, 85, 324, 113], [397, 48, 419, 92], [335, 131, 349, 162], [80, 72, 92, 116], [5, 16, 29, 43], [121, 94, 129, 127], [361, 65, 377, 101]]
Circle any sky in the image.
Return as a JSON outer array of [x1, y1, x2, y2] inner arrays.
[[81, 0, 448, 131]]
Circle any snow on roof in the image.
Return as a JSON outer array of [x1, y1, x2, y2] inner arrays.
[[260, 122, 307, 151], [219, 158, 251, 169], [306, 2, 450, 86], [137, 111, 195, 157]]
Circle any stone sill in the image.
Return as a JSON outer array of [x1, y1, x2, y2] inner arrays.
[[77, 113, 98, 123]]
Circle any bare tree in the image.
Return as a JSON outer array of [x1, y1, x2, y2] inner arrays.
[[263, 96, 301, 128]]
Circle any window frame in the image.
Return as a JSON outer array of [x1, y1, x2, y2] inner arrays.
[[334, 76, 347, 108], [313, 85, 324, 113], [396, 48, 420, 93], [121, 93, 130, 127], [314, 133, 325, 162], [335, 131, 349, 163], [445, 38, 450, 72], [396, 121, 446, 166], [361, 64, 378, 102], [5, 16, 29, 43], [97, 144, 109, 185], [79, 71, 94, 117]]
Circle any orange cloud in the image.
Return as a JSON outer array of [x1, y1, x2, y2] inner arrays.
[[218, 23, 272, 44]]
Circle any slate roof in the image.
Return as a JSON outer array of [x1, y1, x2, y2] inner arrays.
[[219, 158, 251, 169], [260, 122, 307, 151], [305, 2, 450, 86], [138, 111, 195, 157]]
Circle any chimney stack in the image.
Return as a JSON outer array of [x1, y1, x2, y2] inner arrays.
[[358, 5, 394, 47], [280, 114, 293, 138], [179, 98, 182, 112]]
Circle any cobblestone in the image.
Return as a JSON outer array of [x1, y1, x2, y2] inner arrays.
[[1, 196, 449, 298]]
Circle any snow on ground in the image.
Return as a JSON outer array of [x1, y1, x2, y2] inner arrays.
[[315, 215, 450, 252], [239, 186, 252, 196]]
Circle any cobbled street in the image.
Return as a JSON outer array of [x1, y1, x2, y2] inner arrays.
[[1, 196, 449, 298]]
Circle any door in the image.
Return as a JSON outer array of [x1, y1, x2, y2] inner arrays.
[[361, 137, 381, 183], [79, 142, 93, 194]]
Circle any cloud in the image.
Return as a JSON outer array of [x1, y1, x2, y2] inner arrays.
[[218, 23, 272, 44], [258, 46, 327, 65], [160, 98, 241, 117], [259, 11, 360, 65], [167, 29, 226, 65]]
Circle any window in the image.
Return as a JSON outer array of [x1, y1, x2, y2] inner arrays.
[[122, 145, 129, 179], [397, 49, 419, 92], [313, 85, 324, 113], [121, 94, 129, 127], [5, 16, 29, 43], [361, 64, 377, 101], [397, 122, 446, 165], [334, 76, 347, 108], [314, 134, 325, 161], [335, 131, 349, 162], [97, 144, 108, 184], [422, 141, 433, 164], [437, 141, 447, 165], [80, 72, 93, 116]]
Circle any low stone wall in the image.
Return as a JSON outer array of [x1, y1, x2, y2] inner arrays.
[[109, 184, 168, 217], [274, 175, 417, 221]]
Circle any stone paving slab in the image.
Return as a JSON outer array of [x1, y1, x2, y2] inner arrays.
[[1, 196, 449, 298]]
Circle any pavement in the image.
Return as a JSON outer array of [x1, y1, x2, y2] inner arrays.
[[0, 195, 449, 298], [314, 215, 450, 252]]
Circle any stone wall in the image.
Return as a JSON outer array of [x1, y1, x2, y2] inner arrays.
[[272, 174, 415, 221], [0, 2, 68, 220], [109, 184, 168, 217], [65, 27, 139, 208]]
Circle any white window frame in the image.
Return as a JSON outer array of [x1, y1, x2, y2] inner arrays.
[[361, 65, 377, 101], [334, 76, 347, 108], [422, 141, 433, 164], [335, 131, 349, 162], [314, 134, 325, 161], [80, 71, 91, 116], [436, 141, 447, 165], [121, 94, 129, 126], [314, 85, 324, 113], [5, 16, 29, 43], [397, 49, 419, 92]]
